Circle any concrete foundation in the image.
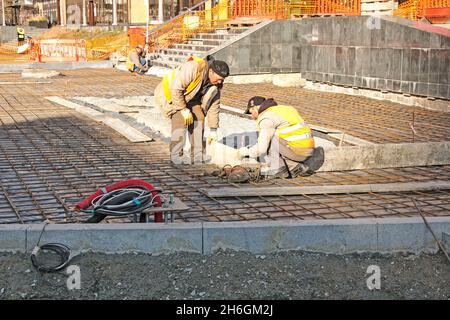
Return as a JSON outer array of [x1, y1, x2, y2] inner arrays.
[[225, 73, 307, 88], [318, 141, 450, 172], [21, 69, 61, 79], [1, 218, 449, 254], [0, 61, 113, 73]]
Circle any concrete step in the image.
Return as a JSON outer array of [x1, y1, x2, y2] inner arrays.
[[156, 47, 208, 57], [186, 39, 227, 46], [154, 52, 194, 63], [173, 43, 215, 52], [151, 59, 180, 69], [225, 27, 249, 34], [191, 33, 235, 40]]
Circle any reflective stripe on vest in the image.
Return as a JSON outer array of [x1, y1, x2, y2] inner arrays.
[[262, 105, 315, 149], [162, 56, 206, 103]]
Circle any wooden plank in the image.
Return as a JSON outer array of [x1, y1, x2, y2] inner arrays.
[[204, 180, 450, 198]]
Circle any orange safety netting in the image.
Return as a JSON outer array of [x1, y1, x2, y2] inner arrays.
[[394, 0, 450, 20], [147, 0, 362, 52]]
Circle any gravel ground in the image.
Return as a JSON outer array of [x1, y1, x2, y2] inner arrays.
[[0, 250, 448, 300]]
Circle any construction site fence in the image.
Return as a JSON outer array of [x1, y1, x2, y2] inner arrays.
[[29, 39, 87, 63], [394, 0, 450, 20], [148, 0, 362, 51]]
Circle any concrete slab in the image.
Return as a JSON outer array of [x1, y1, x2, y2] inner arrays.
[[21, 69, 61, 79], [25, 223, 203, 254], [0, 61, 113, 73], [442, 233, 450, 252], [377, 217, 450, 253], [0, 225, 27, 252], [2, 218, 450, 254], [318, 141, 450, 172], [45, 96, 153, 142], [203, 219, 379, 254]]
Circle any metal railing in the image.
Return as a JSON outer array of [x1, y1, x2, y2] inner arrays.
[[148, 0, 229, 52]]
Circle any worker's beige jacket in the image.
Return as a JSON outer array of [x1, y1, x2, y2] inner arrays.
[[154, 60, 221, 129], [248, 110, 314, 158]]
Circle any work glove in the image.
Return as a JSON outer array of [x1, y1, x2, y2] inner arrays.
[[180, 108, 194, 126], [238, 147, 250, 159], [207, 129, 217, 145]]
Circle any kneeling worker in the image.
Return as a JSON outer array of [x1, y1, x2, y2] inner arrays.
[[126, 45, 148, 75], [238, 97, 316, 178], [154, 56, 230, 164]]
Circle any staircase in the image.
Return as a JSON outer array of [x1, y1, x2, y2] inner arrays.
[[150, 26, 249, 69]]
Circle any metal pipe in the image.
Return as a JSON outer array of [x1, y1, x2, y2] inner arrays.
[[1, 0, 5, 27]]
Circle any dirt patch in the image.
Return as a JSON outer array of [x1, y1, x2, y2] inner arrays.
[[0, 250, 448, 300]]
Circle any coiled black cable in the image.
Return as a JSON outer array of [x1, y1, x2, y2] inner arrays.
[[31, 243, 72, 273], [81, 187, 160, 223], [30, 223, 73, 273]]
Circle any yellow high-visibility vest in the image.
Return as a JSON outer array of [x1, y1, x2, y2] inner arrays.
[[162, 56, 206, 103], [259, 105, 315, 150], [125, 55, 135, 71]]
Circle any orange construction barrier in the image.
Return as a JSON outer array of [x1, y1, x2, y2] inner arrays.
[[231, 0, 288, 19], [417, 0, 450, 18], [128, 27, 146, 49], [30, 39, 87, 63]]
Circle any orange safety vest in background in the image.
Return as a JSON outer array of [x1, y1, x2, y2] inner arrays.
[[162, 56, 206, 103], [260, 105, 315, 150]]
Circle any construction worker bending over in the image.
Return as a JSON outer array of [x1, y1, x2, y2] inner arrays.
[[239, 96, 321, 179], [17, 27, 26, 46], [154, 56, 230, 164], [126, 45, 148, 75]]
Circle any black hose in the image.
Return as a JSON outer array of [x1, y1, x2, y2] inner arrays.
[[81, 187, 160, 223], [31, 243, 72, 273]]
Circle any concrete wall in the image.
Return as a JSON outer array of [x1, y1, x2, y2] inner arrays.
[[0, 26, 17, 43], [211, 16, 450, 100]]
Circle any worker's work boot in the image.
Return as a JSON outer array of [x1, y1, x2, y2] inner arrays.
[[290, 147, 325, 177], [303, 147, 325, 173], [290, 162, 310, 177], [259, 164, 290, 180]]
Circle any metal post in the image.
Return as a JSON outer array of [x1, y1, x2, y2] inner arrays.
[[1, 0, 5, 27], [145, 0, 149, 44], [60, 0, 66, 26], [158, 0, 164, 22], [112, 0, 117, 25], [82, 0, 87, 26]]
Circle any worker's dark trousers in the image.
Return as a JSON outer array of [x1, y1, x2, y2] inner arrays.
[[263, 136, 312, 175], [170, 104, 205, 164]]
